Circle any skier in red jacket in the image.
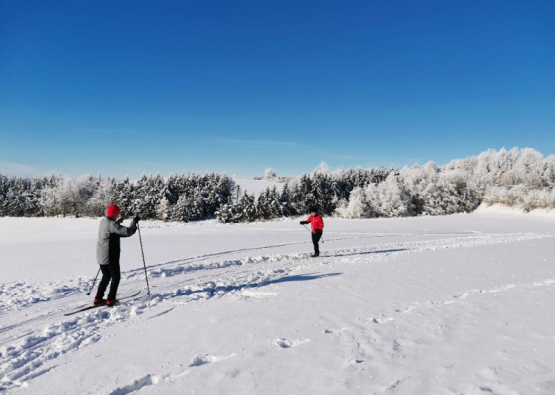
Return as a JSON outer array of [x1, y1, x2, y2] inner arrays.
[[300, 207, 324, 257]]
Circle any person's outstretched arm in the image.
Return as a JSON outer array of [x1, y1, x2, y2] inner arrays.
[[109, 218, 138, 237]]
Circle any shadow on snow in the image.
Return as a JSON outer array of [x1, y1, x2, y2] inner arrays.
[[331, 248, 407, 258], [170, 272, 342, 299]]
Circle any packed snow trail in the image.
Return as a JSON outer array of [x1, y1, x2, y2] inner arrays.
[[1, 231, 551, 315]]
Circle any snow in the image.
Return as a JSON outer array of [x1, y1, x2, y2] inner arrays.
[[475, 203, 555, 219], [232, 177, 283, 197], [1, 213, 555, 394]]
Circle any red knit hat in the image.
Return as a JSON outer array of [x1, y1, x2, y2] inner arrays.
[[106, 204, 120, 218]]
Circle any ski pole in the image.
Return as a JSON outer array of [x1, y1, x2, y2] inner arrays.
[[86, 268, 101, 295], [137, 222, 151, 296], [303, 224, 324, 243]]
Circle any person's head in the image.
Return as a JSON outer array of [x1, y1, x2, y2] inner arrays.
[[106, 204, 120, 219], [310, 207, 318, 216]]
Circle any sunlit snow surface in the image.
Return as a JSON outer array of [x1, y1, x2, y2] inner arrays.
[[1, 212, 554, 394], [232, 177, 283, 198]]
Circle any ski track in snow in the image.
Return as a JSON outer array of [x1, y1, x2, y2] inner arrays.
[[1, 231, 555, 392], [2, 232, 552, 314]]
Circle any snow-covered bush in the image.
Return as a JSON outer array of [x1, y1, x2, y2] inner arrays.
[[215, 203, 240, 223], [373, 173, 410, 217], [335, 187, 367, 218]]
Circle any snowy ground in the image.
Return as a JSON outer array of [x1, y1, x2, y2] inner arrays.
[[1, 213, 555, 394], [232, 177, 283, 197]]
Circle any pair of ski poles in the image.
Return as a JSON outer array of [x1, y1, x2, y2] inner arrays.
[[87, 222, 150, 296]]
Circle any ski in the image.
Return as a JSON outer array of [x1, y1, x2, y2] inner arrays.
[[64, 291, 142, 316]]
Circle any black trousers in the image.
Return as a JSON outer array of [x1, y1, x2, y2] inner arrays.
[[95, 262, 121, 301], [312, 231, 322, 254]]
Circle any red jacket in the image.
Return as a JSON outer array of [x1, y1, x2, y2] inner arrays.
[[306, 215, 324, 234]]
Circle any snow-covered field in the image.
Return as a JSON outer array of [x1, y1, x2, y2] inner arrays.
[[232, 177, 283, 197], [1, 212, 555, 394]]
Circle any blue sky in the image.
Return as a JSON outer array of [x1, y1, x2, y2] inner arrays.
[[1, 0, 554, 178]]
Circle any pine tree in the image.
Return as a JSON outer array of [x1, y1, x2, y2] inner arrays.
[[130, 174, 164, 219], [239, 192, 257, 222], [279, 182, 292, 216], [268, 186, 282, 218]]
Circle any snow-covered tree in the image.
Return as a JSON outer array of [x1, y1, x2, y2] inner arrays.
[[130, 174, 165, 219], [263, 168, 276, 181], [215, 203, 240, 223], [313, 161, 330, 176], [238, 192, 257, 222], [335, 187, 367, 218], [374, 173, 410, 217]]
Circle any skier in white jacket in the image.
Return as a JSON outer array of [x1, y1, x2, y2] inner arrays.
[[94, 204, 139, 307]]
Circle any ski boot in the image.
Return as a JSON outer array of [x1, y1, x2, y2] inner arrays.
[[106, 300, 120, 307], [93, 298, 106, 306]]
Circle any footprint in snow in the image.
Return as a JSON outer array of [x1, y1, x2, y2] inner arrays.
[[108, 374, 161, 395], [272, 338, 311, 348], [370, 316, 394, 324], [188, 353, 236, 367], [323, 327, 348, 334], [395, 305, 416, 313]]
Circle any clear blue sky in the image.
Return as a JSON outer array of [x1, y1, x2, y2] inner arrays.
[[1, 0, 554, 178]]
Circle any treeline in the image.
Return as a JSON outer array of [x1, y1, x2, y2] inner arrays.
[[1, 148, 554, 222], [335, 147, 555, 219], [0, 168, 389, 221], [216, 168, 391, 222], [0, 173, 233, 221]]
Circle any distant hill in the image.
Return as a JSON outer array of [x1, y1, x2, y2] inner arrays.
[[232, 177, 283, 198]]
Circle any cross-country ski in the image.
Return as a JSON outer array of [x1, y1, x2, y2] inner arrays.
[[64, 291, 142, 316]]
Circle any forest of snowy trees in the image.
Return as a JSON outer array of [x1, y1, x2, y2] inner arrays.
[[0, 173, 233, 221], [1, 148, 554, 222], [332, 147, 555, 219]]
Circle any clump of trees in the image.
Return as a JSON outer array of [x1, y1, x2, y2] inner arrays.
[[1, 148, 554, 222], [216, 166, 391, 222], [0, 173, 233, 221], [335, 147, 555, 219]]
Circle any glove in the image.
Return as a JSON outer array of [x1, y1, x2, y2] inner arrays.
[[300, 221, 308, 225], [133, 215, 141, 223], [315, 229, 322, 235]]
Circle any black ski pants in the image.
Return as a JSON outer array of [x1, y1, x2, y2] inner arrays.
[[312, 231, 322, 254], [95, 261, 121, 302]]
